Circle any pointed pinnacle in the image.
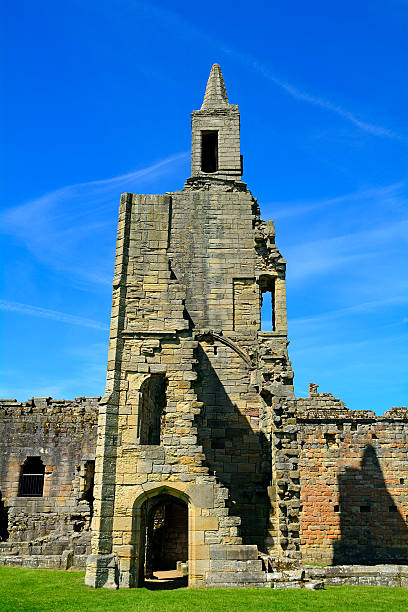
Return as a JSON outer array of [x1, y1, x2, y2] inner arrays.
[[201, 64, 229, 109]]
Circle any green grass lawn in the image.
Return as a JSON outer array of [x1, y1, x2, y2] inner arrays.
[[0, 567, 407, 612]]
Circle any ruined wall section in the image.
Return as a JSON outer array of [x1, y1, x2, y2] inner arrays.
[[0, 397, 98, 567], [193, 335, 268, 551], [170, 184, 260, 332], [86, 192, 255, 589], [169, 185, 299, 559], [297, 387, 408, 565]]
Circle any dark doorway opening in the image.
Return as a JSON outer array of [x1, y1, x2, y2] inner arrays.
[[141, 493, 188, 590], [201, 131, 218, 173], [81, 460, 95, 520], [18, 457, 45, 497], [0, 492, 9, 540]]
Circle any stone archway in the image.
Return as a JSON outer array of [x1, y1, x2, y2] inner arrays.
[[132, 487, 189, 589]]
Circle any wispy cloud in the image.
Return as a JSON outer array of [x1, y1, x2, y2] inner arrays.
[[286, 218, 408, 284], [289, 296, 408, 328], [0, 300, 109, 331], [270, 182, 406, 220], [1, 152, 188, 286], [237, 57, 399, 139], [127, 1, 399, 139], [293, 331, 407, 358]]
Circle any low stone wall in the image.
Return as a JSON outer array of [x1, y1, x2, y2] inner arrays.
[[305, 564, 408, 588], [0, 552, 88, 570]]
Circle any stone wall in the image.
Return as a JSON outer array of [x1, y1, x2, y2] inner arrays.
[[85, 183, 294, 589], [305, 565, 408, 588], [84, 63, 304, 589], [297, 385, 408, 565], [0, 397, 98, 568], [1, 63, 406, 590]]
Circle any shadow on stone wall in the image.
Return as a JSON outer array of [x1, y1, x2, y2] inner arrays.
[[194, 345, 271, 551], [333, 444, 408, 564]]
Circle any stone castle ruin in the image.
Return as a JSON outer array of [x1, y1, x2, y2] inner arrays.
[[1, 65, 407, 589]]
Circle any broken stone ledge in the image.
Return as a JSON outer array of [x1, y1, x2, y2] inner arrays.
[[304, 564, 408, 588]]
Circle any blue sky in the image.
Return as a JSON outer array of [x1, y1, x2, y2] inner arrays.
[[1, 0, 407, 413]]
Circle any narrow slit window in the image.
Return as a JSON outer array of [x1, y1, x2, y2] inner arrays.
[[201, 131, 218, 173], [0, 492, 9, 541], [139, 375, 167, 445], [259, 276, 275, 331], [18, 457, 45, 497], [81, 460, 95, 512]]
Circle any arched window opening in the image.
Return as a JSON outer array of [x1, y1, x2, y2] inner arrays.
[[139, 375, 167, 445], [18, 457, 45, 497], [201, 131, 218, 173], [259, 276, 275, 331]]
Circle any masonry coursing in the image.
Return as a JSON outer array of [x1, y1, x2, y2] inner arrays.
[[0, 64, 406, 587], [0, 397, 98, 569]]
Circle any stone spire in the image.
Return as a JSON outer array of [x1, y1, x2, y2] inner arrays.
[[201, 63, 229, 109]]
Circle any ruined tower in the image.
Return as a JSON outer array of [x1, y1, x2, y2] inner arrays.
[[1, 64, 406, 586], [85, 64, 301, 589]]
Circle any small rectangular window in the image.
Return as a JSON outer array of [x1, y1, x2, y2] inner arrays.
[[389, 505, 398, 512], [19, 457, 45, 497], [201, 131, 218, 173], [360, 505, 371, 513], [325, 433, 336, 447]]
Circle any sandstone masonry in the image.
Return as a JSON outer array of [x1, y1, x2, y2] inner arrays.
[[0, 65, 406, 588], [0, 397, 98, 569], [298, 385, 408, 565]]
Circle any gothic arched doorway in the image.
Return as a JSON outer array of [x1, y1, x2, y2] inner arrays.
[[135, 490, 188, 589]]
